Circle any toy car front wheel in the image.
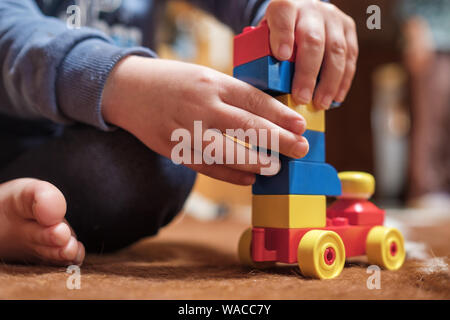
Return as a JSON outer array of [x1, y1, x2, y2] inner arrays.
[[297, 230, 346, 279], [366, 226, 405, 270], [237, 228, 275, 269]]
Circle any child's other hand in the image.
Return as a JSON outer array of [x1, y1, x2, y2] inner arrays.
[[102, 57, 309, 185], [263, 0, 358, 109]]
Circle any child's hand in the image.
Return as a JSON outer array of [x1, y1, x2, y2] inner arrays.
[[102, 57, 309, 185], [263, 0, 358, 109]]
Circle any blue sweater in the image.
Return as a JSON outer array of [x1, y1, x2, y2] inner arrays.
[[0, 0, 269, 136]]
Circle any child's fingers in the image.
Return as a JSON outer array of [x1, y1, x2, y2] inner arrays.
[[185, 162, 256, 186], [291, 11, 325, 106], [313, 18, 347, 110], [266, 0, 297, 61], [199, 130, 280, 175], [209, 103, 309, 160], [334, 17, 358, 103], [220, 78, 306, 135], [171, 132, 282, 177]]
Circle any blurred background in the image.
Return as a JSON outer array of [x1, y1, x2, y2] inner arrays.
[[155, 0, 450, 221]]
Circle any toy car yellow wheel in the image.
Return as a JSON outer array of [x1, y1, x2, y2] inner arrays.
[[238, 228, 275, 269], [297, 230, 346, 279], [366, 226, 405, 270]]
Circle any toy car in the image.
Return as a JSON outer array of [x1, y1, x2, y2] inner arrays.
[[238, 172, 405, 279]]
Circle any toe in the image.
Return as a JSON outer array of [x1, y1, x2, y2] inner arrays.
[[64, 218, 77, 239], [32, 236, 79, 263], [49, 223, 72, 246], [32, 182, 67, 227], [22, 222, 72, 247], [4, 179, 67, 227], [60, 236, 79, 261], [73, 242, 85, 266]]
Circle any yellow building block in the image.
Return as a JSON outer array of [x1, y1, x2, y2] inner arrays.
[[338, 171, 375, 199], [252, 195, 326, 228], [276, 95, 325, 132]]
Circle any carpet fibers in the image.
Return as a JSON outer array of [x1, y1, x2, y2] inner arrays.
[[0, 214, 449, 299]]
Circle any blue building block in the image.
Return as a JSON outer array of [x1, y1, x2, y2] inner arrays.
[[300, 130, 325, 162], [256, 130, 325, 162], [233, 56, 294, 94], [253, 160, 342, 196]]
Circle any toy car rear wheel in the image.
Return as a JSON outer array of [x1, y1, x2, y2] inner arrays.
[[238, 228, 275, 269], [297, 230, 346, 279], [366, 226, 405, 270]]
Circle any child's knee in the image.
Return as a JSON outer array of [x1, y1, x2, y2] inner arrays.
[[61, 126, 197, 252]]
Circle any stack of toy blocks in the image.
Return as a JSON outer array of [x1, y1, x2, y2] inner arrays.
[[233, 22, 342, 261]]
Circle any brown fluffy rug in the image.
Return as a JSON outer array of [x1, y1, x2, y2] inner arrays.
[[0, 214, 449, 300]]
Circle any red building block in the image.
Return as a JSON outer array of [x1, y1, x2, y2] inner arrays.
[[252, 222, 375, 264], [327, 199, 385, 226], [233, 22, 296, 67]]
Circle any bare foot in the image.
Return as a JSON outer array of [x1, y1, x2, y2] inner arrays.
[[0, 178, 85, 266]]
